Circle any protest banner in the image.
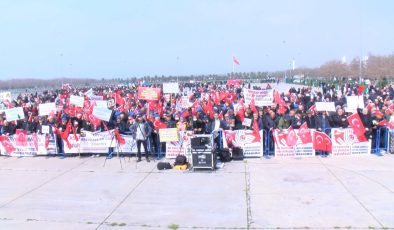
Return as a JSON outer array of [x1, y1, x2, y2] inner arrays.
[[4, 107, 25, 121], [70, 95, 84, 107], [0, 92, 11, 102], [226, 80, 242, 87], [63, 131, 114, 154], [163, 83, 179, 94], [165, 131, 193, 158], [315, 102, 336, 112], [39, 103, 56, 116], [0, 133, 57, 157], [92, 107, 112, 121], [137, 87, 161, 101], [243, 89, 274, 107], [274, 129, 315, 157], [114, 135, 144, 153], [346, 96, 364, 113], [223, 130, 263, 157], [159, 128, 179, 142], [331, 128, 371, 156]]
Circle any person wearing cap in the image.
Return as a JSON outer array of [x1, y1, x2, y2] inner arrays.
[[130, 114, 152, 162]]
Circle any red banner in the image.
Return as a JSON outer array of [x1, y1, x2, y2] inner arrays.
[[137, 87, 161, 101]]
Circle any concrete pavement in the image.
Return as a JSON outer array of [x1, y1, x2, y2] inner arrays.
[[0, 154, 393, 229]]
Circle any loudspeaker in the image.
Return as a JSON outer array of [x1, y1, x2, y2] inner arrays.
[[191, 136, 212, 149]]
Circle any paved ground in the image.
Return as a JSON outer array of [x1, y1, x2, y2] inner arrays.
[[0, 154, 393, 230]]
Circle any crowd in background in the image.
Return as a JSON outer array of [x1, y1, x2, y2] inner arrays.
[[1, 80, 394, 156]]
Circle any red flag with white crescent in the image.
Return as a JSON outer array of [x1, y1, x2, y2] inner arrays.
[[347, 113, 365, 137], [297, 122, 312, 144], [286, 126, 297, 146], [0, 135, 16, 153], [313, 131, 332, 152], [15, 129, 28, 147]]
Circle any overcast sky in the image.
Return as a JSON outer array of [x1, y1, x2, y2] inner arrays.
[[0, 0, 393, 79]]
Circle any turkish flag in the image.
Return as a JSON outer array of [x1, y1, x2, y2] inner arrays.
[[250, 97, 257, 113], [252, 119, 261, 141], [225, 92, 237, 103], [286, 126, 298, 146], [2, 100, 14, 109], [313, 131, 332, 152], [377, 120, 394, 129], [224, 131, 236, 146], [298, 122, 312, 144], [114, 129, 125, 145], [153, 120, 167, 129], [15, 129, 28, 147], [274, 91, 287, 107], [115, 90, 125, 105], [0, 135, 16, 153], [378, 120, 389, 127], [347, 113, 365, 137], [233, 56, 240, 65], [236, 103, 245, 122], [88, 114, 101, 127], [308, 105, 316, 113], [357, 85, 365, 96], [357, 133, 368, 142]]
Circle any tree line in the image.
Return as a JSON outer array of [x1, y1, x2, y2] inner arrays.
[[1, 54, 393, 90]]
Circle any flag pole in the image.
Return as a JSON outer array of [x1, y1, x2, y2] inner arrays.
[[232, 56, 235, 79]]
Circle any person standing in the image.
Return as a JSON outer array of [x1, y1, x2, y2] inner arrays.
[[130, 114, 152, 162]]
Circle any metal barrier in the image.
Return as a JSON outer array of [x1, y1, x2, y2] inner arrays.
[[375, 126, 389, 154], [264, 129, 275, 156]]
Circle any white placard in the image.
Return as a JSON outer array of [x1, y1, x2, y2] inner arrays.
[[346, 96, 364, 112], [242, 118, 252, 127], [90, 95, 103, 101], [70, 95, 84, 107], [92, 107, 112, 122], [94, 100, 108, 109], [84, 88, 93, 97], [39, 103, 56, 116], [41, 125, 50, 134], [243, 89, 274, 107], [5, 107, 25, 122], [163, 83, 179, 94], [315, 102, 336, 112], [0, 92, 11, 102], [178, 96, 190, 109]]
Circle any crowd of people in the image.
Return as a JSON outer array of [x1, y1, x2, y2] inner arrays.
[[0, 80, 393, 159]]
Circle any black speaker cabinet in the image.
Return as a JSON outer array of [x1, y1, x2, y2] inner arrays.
[[191, 148, 215, 170]]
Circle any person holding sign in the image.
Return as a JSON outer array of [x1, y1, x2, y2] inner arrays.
[[130, 114, 152, 162]]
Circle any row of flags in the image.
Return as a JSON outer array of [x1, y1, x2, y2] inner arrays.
[[274, 112, 371, 152]]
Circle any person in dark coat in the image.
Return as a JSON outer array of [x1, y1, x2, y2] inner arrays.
[[331, 108, 349, 128]]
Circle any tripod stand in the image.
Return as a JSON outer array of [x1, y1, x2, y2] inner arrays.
[[103, 130, 125, 170]]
